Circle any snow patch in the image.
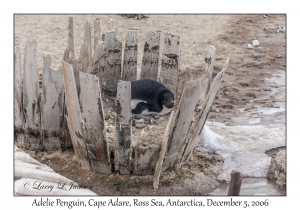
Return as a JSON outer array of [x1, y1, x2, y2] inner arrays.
[[196, 122, 285, 181]]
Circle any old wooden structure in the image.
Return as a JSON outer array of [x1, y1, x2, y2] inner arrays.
[[14, 17, 229, 189]]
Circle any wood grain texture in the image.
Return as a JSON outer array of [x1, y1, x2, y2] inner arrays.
[[134, 143, 160, 175], [94, 20, 101, 50], [102, 30, 122, 90], [182, 58, 229, 162], [159, 32, 181, 96], [199, 45, 216, 107], [115, 81, 132, 174], [162, 78, 204, 171], [70, 59, 80, 96], [204, 45, 216, 95], [77, 44, 83, 71], [91, 43, 105, 80], [82, 21, 92, 73], [14, 45, 25, 147], [122, 28, 138, 81], [41, 55, 64, 151], [63, 17, 74, 63], [62, 61, 90, 170], [23, 40, 41, 150], [79, 72, 111, 174], [14, 45, 23, 128], [228, 170, 243, 196], [153, 111, 174, 189], [140, 31, 161, 80]]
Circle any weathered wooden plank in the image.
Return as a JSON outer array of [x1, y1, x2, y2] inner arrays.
[[14, 45, 24, 146], [199, 45, 216, 107], [91, 43, 117, 110], [77, 44, 83, 71], [137, 64, 141, 80], [82, 21, 92, 73], [67, 58, 80, 96], [134, 143, 160, 175], [115, 81, 132, 174], [91, 43, 105, 78], [122, 28, 138, 81], [181, 58, 229, 163], [162, 77, 204, 171], [140, 30, 161, 80], [159, 32, 181, 96], [94, 19, 102, 50], [176, 67, 193, 111], [153, 111, 175, 189], [61, 113, 72, 149], [101, 30, 122, 90], [204, 45, 216, 95], [23, 40, 41, 150], [14, 45, 23, 128], [63, 17, 74, 63], [79, 72, 111, 174], [61, 61, 90, 170], [41, 55, 64, 151], [57, 65, 72, 150], [184, 67, 193, 83], [228, 170, 243, 196]]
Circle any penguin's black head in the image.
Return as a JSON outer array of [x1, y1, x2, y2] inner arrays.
[[160, 91, 175, 108]]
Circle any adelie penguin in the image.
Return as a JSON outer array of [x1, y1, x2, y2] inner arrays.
[[103, 79, 175, 116]]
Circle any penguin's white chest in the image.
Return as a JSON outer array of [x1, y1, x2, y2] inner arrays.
[[131, 99, 172, 116], [131, 99, 146, 109], [140, 105, 172, 116], [156, 105, 172, 115]]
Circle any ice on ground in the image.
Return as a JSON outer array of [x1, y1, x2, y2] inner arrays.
[[196, 121, 285, 181]]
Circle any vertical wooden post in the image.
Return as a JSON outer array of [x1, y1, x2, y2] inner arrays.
[[14, 45, 24, 147], [82, 21, 92, 73], [162, 78, 204, 171], [115, 81, 132, 174], [62, 17, 76, 149], [23, 40, 41, 150], [62, 61, 90, 170], [153, 111, 175, 189], [199, 45, 216, 105], [69, 59, 80, 96], [140, 31, 161, 80], [79, 72, 111, 174], [122, 28, 138, 81], [41, 55, 64, 151], [63, 17, 74, 63], [133, 143, 160, 175], [204, 45, 216, 95], [90, 42, 116, 111], [78, 44, 83, 71], [91, 43, 105, 84], [60, 65, 73, 150], [159, 32, 181, 96], [182, 58, 229, 163], [102, 30, 122, 90], [94, 19, 102, 50], [228, 170, 243, 196]]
